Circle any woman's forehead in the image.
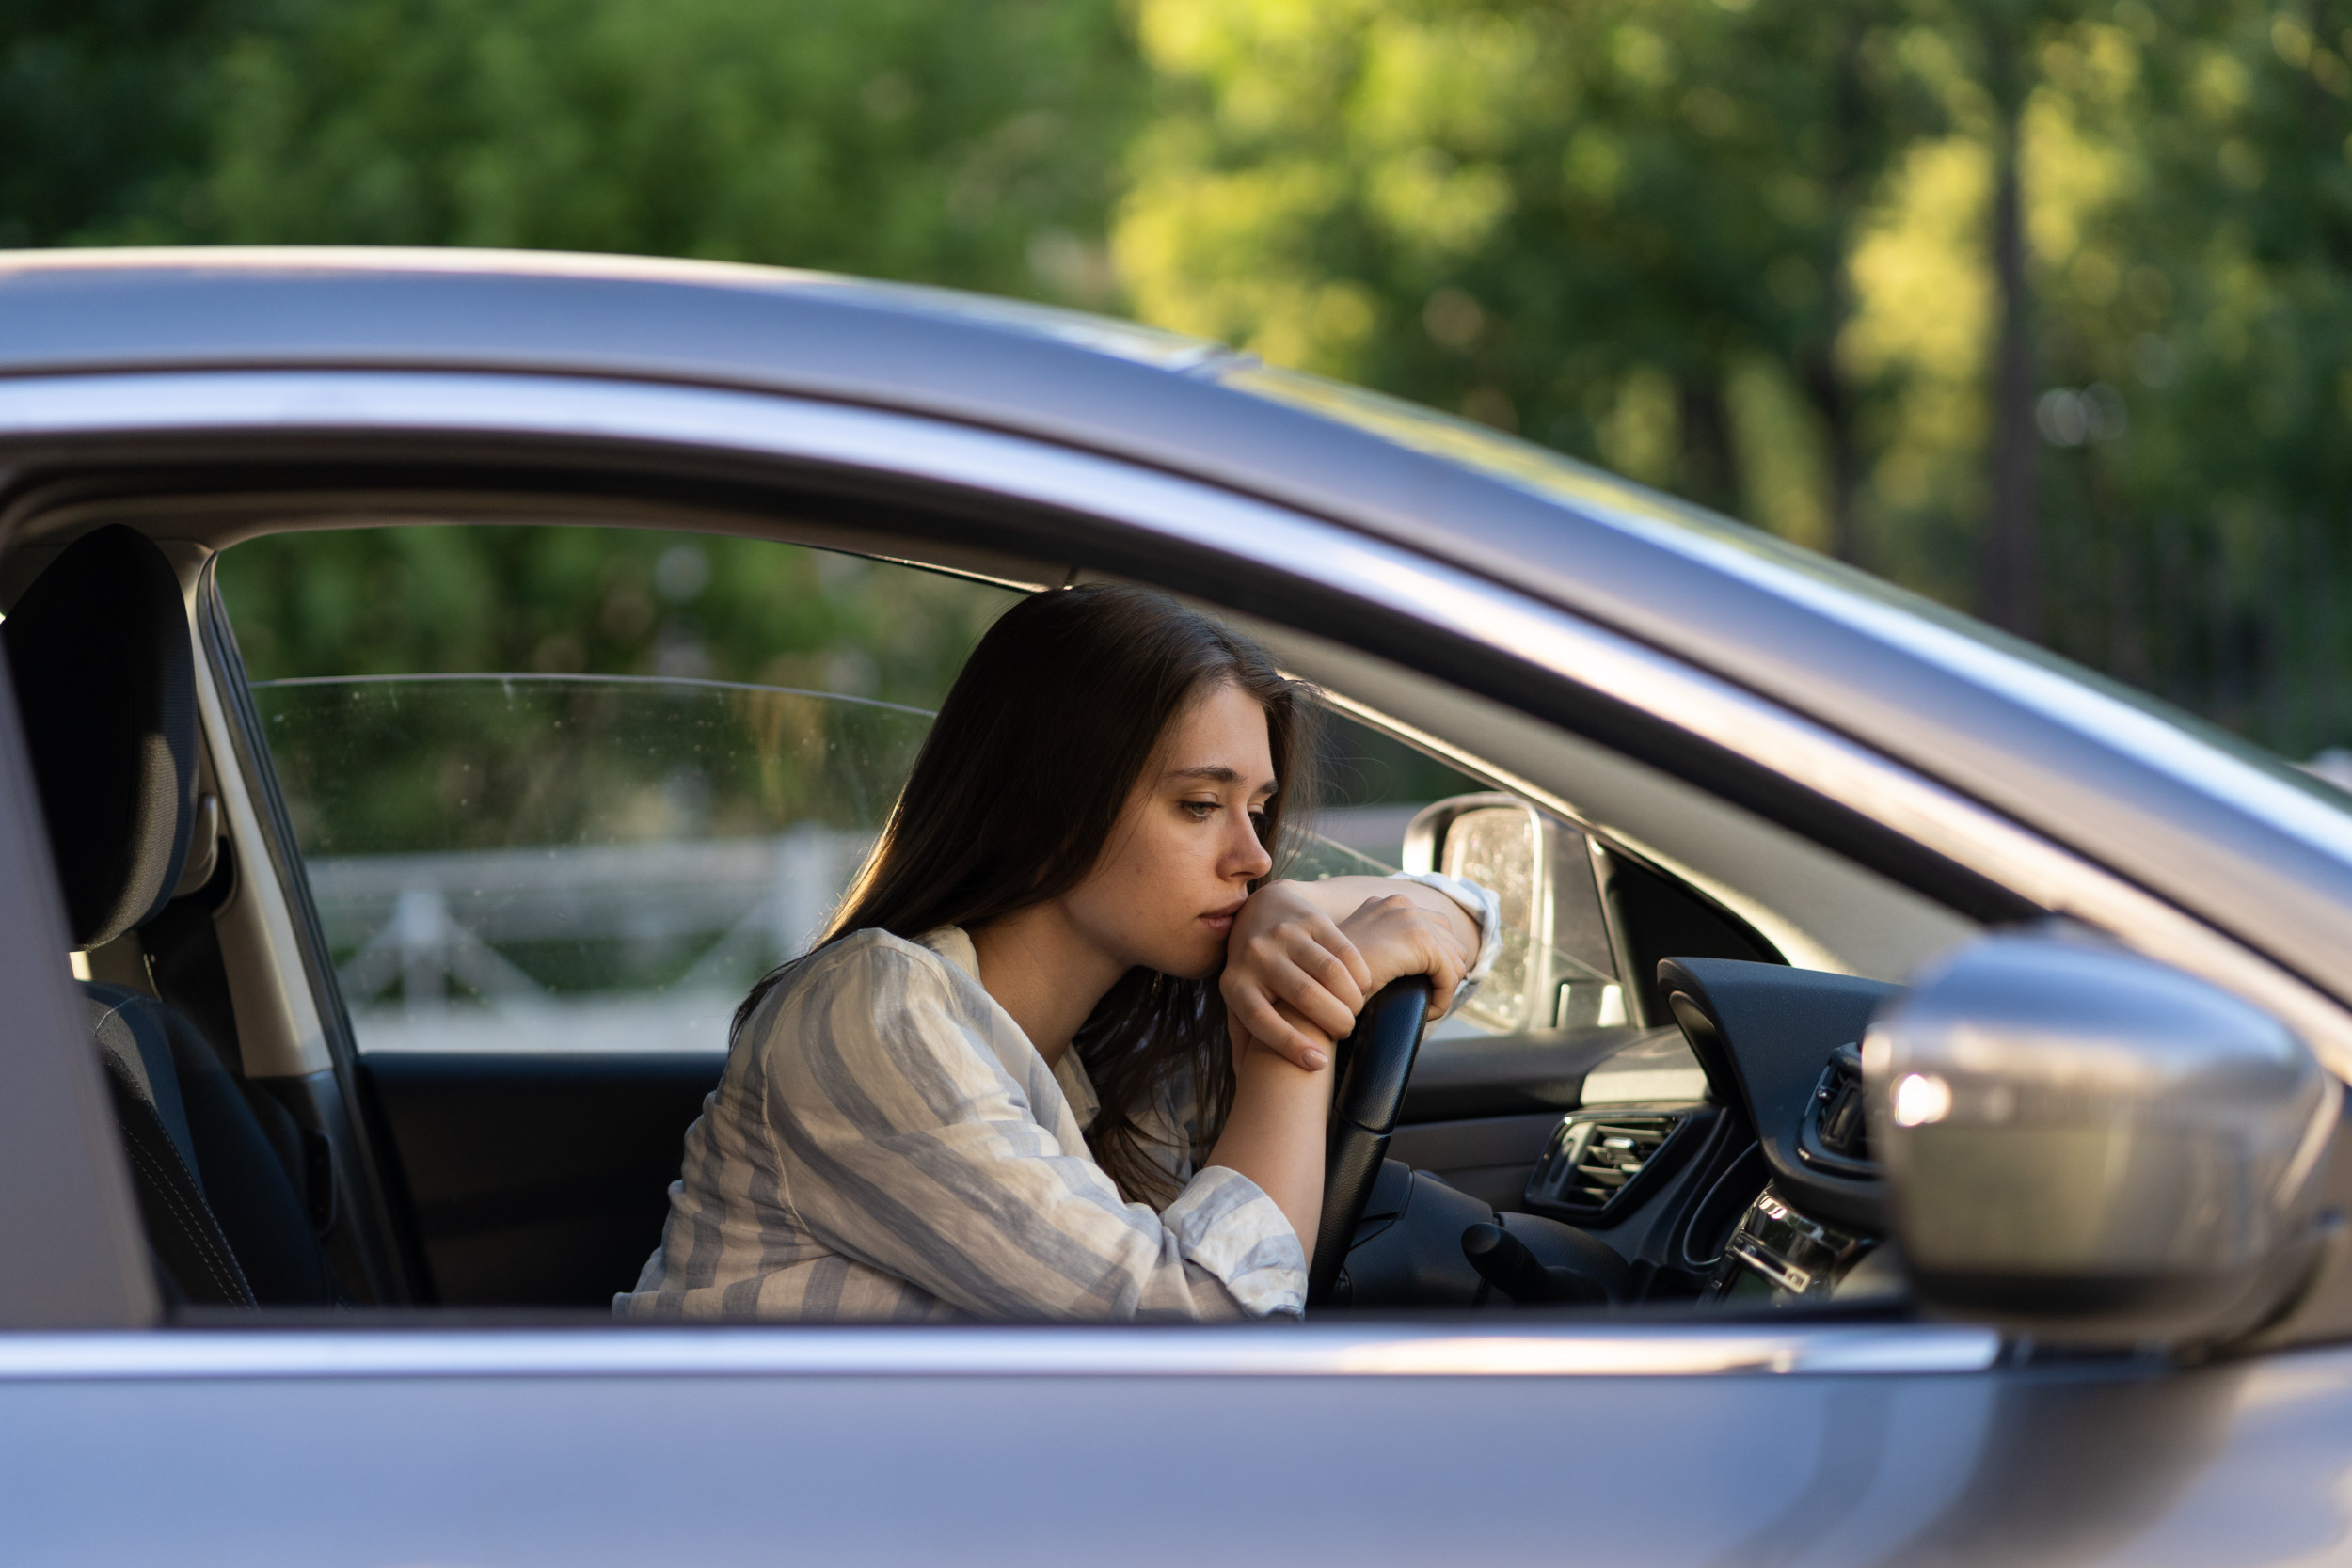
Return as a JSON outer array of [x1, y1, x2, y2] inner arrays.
[[1160, 684, 1276, 783]]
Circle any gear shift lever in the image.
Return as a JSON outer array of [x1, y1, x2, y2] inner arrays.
[[1463, 1217, 1629, 1306]]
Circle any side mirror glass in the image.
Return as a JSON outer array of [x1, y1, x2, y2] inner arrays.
[[1403, 794, 1622, 1033], [1867, 933, 2341, 1343]]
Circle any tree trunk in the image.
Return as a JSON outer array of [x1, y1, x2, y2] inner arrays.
[[1677, 374, 1739, 516], [1982, 103, 2041, 638], [1804, 9, 1866, 565], [1804, 351, 1862, 563]]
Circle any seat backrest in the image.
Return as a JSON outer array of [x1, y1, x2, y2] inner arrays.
[[6, 525, 342, 1307], [84, 985, 256, 1307], [3, 524, 198, 949]]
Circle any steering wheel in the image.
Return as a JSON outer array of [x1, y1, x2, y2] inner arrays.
[[1306, 976, 1434, 1307]]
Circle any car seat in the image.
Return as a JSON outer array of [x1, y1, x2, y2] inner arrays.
[[4, 524, 342, 1307]]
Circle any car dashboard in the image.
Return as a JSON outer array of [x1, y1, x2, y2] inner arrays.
[[1339, 956, 1905, 1312]]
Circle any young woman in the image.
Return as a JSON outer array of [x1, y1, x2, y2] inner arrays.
[[618, 586, 1497, 1322]]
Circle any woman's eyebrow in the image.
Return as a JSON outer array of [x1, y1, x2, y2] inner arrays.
[[1165, 764, 1277, 793]]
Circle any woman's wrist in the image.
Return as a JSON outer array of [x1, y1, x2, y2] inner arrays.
[[1209, 1034, 1334, 1250]]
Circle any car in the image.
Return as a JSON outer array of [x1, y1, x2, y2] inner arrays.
[[2, 246, 2350, 1565]]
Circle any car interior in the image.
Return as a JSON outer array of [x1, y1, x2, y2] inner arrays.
[[0, 463, 2001, 1322]]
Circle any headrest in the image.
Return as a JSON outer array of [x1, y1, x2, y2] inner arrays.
[[3, 525, 198, 948]]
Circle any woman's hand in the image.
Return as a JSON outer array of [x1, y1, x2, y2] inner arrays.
[[1220, 879, 1480, 1072], [1336, 893, 1473, 1020], [1220, 882, 1372, 1072]]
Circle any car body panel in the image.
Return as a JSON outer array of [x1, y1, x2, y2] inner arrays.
[[1, 1329, 2347, 1567]]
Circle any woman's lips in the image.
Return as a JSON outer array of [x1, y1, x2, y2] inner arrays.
[[1201, 902, 1246, 934]]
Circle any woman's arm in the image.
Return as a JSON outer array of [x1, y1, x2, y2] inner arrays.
[[1287, 875, 1483, 962], [767, 940, 1309, 1321], [1203, 1016, 1335, 1252], [1221, 877, 1484, 1069]]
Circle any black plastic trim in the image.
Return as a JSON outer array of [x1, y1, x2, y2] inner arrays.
[[195, 562, 422, 1304]]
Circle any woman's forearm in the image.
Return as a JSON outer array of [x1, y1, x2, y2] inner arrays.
[[1279, 875, 1481, 958], [1205, 1040, 1334, 1255]]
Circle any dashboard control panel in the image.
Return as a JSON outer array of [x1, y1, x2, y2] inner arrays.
[[1706, 1184, 1872, 1302]]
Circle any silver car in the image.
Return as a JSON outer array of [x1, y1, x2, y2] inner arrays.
[[2, 248, 2349, 1566]]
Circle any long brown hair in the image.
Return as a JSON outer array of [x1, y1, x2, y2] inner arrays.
[[733, 584, 1320, 1205]]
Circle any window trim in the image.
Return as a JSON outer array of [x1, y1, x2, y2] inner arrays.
[[0, 1321, 2001, 1381]]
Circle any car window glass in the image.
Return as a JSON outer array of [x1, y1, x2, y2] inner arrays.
[[220, 524, 1021, 1054]]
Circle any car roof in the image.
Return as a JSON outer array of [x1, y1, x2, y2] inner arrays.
[[3, 246, 2350, 1006]]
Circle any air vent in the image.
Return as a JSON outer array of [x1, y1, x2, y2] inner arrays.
[[1797, 1044, 1876, 1178], [1526, 1111, 1690, 1217]]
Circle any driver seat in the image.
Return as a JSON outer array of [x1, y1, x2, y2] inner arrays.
[[5, 524, 343, 1307]]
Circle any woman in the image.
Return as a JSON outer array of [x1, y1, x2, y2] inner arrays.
[[618, 586, 1496, 1322]]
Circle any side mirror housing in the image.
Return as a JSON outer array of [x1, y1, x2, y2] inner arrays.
[[1867, 933, 2340, 1344]]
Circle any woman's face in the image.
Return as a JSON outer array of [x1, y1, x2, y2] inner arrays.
[[1061, 680, 1277, 981]]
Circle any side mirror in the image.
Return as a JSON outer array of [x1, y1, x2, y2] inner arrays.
[[1403, 794, 1622, 1032], [1867, 933, 2341, 1344]]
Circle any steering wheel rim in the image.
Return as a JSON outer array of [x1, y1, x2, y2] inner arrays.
[[1305, 976, 1433, 1307]]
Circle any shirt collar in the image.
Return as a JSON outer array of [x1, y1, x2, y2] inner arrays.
[[915, 925, 1100, 1132]]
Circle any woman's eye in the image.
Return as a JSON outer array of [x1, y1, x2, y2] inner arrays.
[[1182, 800, 1217, 820]]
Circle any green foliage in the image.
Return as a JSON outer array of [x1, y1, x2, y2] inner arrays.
[[1116, 0, 2352, 752], [216, 525, 1022, 707], [1118, 0, 1944, 536], [0, 0, 228, 245], [2015, 3, 2352, 741], [105, 0, 1139, 304], [255, 676, 932, 855]]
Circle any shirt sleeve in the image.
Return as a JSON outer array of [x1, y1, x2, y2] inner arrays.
[[755, 941, 1306, 1322], [1389, 869, 1502, 1004]]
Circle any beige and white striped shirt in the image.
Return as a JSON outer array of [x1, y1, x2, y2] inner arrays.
[[618, 878, 1497, 1323]]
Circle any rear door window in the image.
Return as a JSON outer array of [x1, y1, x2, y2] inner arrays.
[[221, 524, 1021, 1054]]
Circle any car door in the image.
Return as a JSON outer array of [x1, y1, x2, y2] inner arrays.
[[6, 350, 2352, 1566]]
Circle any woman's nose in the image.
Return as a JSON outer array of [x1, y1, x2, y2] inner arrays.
[[1228, 817, 1273, 879]]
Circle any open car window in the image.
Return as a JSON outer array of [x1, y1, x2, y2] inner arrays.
[[223, 527, 1018, 1058], [223, 523, 1607, 1058]]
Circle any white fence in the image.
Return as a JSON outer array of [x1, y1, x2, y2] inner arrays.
[[311, 826, 866, 1053]]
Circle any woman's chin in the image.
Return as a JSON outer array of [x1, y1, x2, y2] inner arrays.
[[1152, 942, 1223, 983]]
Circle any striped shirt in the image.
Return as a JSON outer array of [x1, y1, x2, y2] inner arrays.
[[617, 876, 1498, 1323]]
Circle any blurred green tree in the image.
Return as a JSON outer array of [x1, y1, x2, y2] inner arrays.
[[126, 0, 1136, 306], [2018, 1, 2352, 745], [1114, 0, 2352, 754], [67, 0, 1139, 723], [1114, 0, 1947, 559], [0, 0, 229, 245], [215, 526, 1019, 708]]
